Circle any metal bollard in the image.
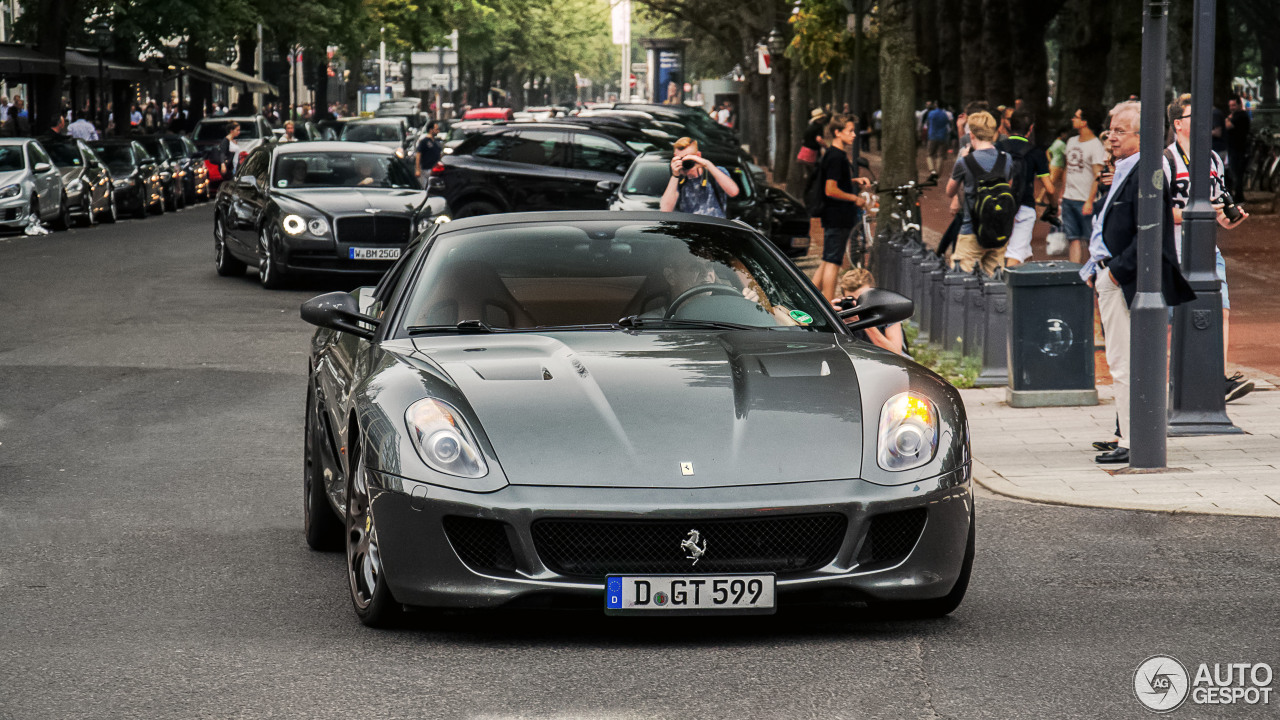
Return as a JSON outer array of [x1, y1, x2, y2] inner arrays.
[[905, 246, 929, 317], [915, 251, 942, 343], [898, 239, 925, 302], [928, 260, 948, 345], [962, 270, 985, 358], [975, 272, 1009, 387], [940, 268, 969, 353], [879, 233, 904, 293]]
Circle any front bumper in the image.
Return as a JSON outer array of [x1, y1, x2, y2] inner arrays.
[[0, 194, 31, 227], [365, 467, 973, 610]]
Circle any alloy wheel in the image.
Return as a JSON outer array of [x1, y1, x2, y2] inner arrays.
[[346, 451, 381, 611]]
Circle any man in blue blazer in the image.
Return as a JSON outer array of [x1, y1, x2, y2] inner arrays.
[[1080, 101, 1195, 465]]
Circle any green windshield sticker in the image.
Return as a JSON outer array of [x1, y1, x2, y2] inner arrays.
[[789, 310, 813, 325]]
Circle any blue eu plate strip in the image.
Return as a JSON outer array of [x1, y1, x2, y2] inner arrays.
[[348, 248, 356, 259], [606, 577, 623, 609]]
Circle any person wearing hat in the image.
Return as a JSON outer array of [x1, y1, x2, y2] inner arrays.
[[798, 108, 827, 168]]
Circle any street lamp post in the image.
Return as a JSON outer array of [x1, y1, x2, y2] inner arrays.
[[1129, 0, 1170, 469], [1168, 0, 1242, 437], [379, 27, 387, 106]]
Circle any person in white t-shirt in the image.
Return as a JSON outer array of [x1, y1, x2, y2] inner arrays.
[[1161, 96, 1252, 403], [1058, 106, 1107, 264]]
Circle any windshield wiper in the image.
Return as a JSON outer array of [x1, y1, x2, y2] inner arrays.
[[615, 315, 756, 332], [406, 320, 501, 335]]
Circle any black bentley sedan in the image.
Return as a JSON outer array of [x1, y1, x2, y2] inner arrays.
[[43, 135, 116, 225], [605, 150, 811, 258], [213, 141, 449, 289], [135, 136, 186, 211], [88, 139, 165, 219]]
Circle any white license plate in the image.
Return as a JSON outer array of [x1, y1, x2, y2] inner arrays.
[[605, 574, 776, 615], [348, 247, 401, 260]]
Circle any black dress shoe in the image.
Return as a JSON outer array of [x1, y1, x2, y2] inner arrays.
[[1092, 440, 1118, 451], [1095, 447, 1130, 464]]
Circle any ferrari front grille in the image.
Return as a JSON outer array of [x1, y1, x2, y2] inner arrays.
[[856, 508, 928, 568], [532, 514, 847, 579]]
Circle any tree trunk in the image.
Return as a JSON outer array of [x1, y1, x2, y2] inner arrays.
[[32, 0, 75, 133], [1167, 0, 1194, 96], [960, 0, 985, 103], [1104, 0, 1142, 105], [937, 0, 963, 107], [879, 0, 919, 191], [1213, 0, 1233, 108], [481, 61, 495, 106], [188, 42, 211, 128], [981, 0, 1014, 105], [314, 51, 330, 118], [772, 52, 792, 183], [345, 45, 365, 112], [1260, 27, 1278, 106], [1057, 0, 1111, 117], [1010, 1, 1062, 129], [917, 0, 941, 106], [785, 66, 811, 195]]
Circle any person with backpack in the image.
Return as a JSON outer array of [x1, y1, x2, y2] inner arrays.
[[996, 109, 1054, 268], [659, 137, 739, 218], [945, 110, 1015, 275], [812, 114, 872, 298]]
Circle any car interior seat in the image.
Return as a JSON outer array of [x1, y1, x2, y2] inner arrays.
[[414, 260, 537, 328]]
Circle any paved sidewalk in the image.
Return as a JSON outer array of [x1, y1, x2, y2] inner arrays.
[[964, 368, 1280, 518]]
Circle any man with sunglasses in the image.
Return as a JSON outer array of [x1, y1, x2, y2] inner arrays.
[[1081, 101, 1195, 465], [1162, 96, 1253, 403]]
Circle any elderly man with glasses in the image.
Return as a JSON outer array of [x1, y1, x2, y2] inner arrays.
[[1080, 101, 1196, 465]]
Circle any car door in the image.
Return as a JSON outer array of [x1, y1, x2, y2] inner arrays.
[[226, 149, 271, 252], [27, 142, 62, 214], [475, 129, 573, 211], [566, 133, 635, 210], [80, 144, 108, 208]]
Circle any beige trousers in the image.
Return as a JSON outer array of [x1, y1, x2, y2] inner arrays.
[[950, 233, 1006, 276], [1096, 270, 1130, 449]]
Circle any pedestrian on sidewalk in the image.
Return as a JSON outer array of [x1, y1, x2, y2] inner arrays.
[[1223, 95, 1250, 199], [1060, 107, 1107, 265], [946, 110, 1013, 275], [659, 137, 739, 218], [997, 110, 1054, 268], [797, 108, 827, 183], [1162, 96, 1254, 403], [1080, 101, 1196, 465], [924, 100, 953, 183], [813, 115, 872, 298]]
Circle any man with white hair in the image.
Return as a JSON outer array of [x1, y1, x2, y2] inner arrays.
[[1080, 101, 1195, 465]]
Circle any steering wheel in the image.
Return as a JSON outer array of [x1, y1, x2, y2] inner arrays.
[[665, 283, 743, 319]]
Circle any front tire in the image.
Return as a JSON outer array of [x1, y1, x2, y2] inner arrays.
[[133, 188, 148, 219], [99, 194, 118, 224], [258, 227, 287, 289], [213, 214, 247, 276], [346, 442, 401, 628], [304, 382, 343, 551], [52, 193, 73, 230]]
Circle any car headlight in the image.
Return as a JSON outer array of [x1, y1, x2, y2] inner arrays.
[[405, 398, 488, 478], [434, 215, 451, 224], [877, 392, 939, 471], [395, 147, 406, 159], [306, 217, 329, 235], [0, 183, 21, 198], [282, 214, 306, 235]]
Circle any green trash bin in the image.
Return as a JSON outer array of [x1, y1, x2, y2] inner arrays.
[[1005, 261, 1098, 407]]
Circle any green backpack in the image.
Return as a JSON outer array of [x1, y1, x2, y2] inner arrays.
[[963, 153, 1017, 249]]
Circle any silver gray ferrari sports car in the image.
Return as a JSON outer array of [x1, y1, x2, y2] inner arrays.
[[301, 211, 973, 627]]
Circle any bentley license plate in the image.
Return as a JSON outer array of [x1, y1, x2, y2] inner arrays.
[[348, 247, 401, 260], [605, 574, 776, 615]]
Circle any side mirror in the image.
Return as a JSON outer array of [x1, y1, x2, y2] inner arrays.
[[238, 175, 259, 188], [33, 162, 52, 174], [839, 288, 914, 332], [595, 179, 620, 194], [301, 291, 380, 341]]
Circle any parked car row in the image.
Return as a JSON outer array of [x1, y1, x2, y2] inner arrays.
[[0, 133, 210, 233]]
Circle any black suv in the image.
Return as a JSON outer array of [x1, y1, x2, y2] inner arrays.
[[428, 123, 670, 218]]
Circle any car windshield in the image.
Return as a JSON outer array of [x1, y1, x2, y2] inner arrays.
[[341, 123, 404, 143], [399, 220, 831, 333], [90, 145, 136, 172], [137, 140, 166, 160], [0, 146, 23, 171], [448, 125, 486, 142], [161, 137, 188, 157], [623, 160, 752, 198], [272, 151, 417, 189], [194, 121, 260, 141], [45, 142, 84, 167]]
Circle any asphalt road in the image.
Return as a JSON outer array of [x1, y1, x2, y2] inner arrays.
[[1, 205, 1277, 720]]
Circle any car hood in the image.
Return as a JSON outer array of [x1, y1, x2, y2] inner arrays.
[[274, 187, 427, 216], [412, 331, 864, 488], [0, 169, 27, 187]]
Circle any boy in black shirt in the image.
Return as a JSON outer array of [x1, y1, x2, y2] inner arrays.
[[813, 115, 872, 298]]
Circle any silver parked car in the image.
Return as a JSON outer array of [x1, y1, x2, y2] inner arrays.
[[0, 139, 71, 230]]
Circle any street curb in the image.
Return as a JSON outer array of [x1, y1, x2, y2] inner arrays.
[[972, 450, 1280, 520]]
